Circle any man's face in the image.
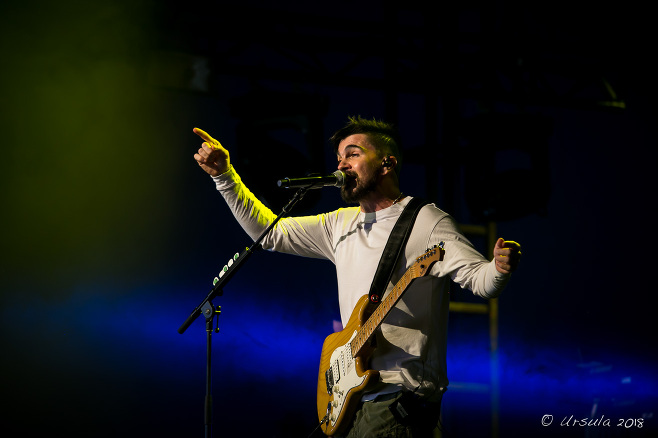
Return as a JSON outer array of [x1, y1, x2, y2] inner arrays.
[[336, 133, 382, 204]]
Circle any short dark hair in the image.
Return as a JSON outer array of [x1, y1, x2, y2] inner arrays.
[[329, 116, 403, 174]]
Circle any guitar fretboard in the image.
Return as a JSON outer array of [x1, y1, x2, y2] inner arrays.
[[349, 246, 443, 357]]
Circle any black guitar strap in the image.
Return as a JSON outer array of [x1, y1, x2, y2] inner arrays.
[[368, 197, 429, 304]]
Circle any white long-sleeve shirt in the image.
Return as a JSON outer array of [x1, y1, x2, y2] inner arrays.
[[213, 166, 510, 401]]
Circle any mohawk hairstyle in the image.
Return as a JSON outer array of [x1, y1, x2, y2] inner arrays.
[[329, 116, 403, 175]]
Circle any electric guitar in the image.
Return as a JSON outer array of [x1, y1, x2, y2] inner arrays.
[[316, 243, 445, 436]]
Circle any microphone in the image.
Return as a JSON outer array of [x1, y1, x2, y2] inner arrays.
[[277, 170, 345, 189]]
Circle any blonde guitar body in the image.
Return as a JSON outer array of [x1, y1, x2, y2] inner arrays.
[[316, 245, 445, 436], [316, 295, 378, 436]]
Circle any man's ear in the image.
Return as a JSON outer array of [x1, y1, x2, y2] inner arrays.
[[381, 156, 397, 174]]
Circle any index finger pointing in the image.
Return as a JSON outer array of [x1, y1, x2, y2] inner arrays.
[[193, 127, 216, 144]]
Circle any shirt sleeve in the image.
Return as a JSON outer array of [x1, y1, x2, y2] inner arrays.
[[427, 212, 510, 299], [211, 166, 336, 262]]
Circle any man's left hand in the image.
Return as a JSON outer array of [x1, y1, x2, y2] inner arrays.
[[493, 238, 522, 274]]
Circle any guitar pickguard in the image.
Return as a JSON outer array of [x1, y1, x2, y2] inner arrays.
[[323, 331, 364, 427]]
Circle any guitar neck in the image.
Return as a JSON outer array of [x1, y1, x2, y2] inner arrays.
[[350, 264, 420, 357]]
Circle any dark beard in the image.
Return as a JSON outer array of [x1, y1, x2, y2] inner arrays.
[[340, 171, 379, 204]]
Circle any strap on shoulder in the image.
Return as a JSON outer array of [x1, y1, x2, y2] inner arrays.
[[368, 197, 429, 304]]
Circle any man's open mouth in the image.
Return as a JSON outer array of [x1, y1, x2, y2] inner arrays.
[[343, 173, 357, 187]]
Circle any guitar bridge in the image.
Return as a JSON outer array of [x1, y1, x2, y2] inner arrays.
[[325, 368, 334, 395]]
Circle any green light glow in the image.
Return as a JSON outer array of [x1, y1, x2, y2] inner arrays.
[[0, 1, 183, 297]]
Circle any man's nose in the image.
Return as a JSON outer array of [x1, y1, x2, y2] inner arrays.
[[337, 159, 349, 171]]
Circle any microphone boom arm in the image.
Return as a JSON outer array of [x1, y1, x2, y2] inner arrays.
[[177, 185, 312, 334]]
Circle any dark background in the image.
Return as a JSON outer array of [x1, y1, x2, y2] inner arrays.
[[1, 1, 656, 437]]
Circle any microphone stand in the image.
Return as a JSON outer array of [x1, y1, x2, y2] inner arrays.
[[178, 185, 313, 438]]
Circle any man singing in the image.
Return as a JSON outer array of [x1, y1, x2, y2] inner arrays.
[[193, 116, 521, 437]]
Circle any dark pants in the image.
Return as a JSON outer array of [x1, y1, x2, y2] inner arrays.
[[338, 392, 441, 438]]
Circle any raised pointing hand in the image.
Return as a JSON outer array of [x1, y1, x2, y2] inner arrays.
[[193, 127, 230, 177]]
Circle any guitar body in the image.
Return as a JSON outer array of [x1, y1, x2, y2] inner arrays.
[[316, 245, 445, 436], [316, 294, 378, 436]]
